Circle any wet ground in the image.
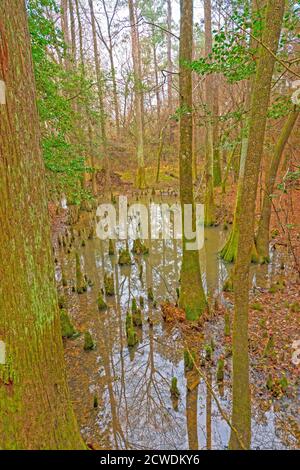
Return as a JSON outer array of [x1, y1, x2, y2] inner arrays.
[[55, 202, 299, 450]]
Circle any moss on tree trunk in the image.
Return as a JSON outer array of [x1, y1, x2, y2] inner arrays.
[[178, 0, 207, 321], [0, 0, 84, 449]]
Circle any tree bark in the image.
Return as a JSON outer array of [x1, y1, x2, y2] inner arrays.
[[0, 0, 84, 449], [229, 0, 285, 450]]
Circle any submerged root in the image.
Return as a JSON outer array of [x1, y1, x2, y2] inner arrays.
[[83, 331, 96, 351], [132, 239, 149, 255], [60, 309, 78, 339], [104, 272, 115, 296]]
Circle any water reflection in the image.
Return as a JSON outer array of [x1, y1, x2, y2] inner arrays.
[[57, 205, 296, 450]]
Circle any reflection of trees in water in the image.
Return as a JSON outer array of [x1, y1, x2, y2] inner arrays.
[[61, 219, 296, 450]]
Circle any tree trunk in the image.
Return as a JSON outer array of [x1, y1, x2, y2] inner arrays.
[[213, 75, 221, 186], [102, 0, 120, 137], [61, 0, 71, 70], [89, 0, 110, 190], [229, 0, 285, 450], [0, 0, 84, 449], [152, 25, 161, 122], [178, 0, 206, 321], [256, 109, 299, 261], [220, 0, 266, 263], [167, 0, 173, 141], [204, 0, 215, 226], [128, 0, 146, 189], [69, 0, 76, 64]]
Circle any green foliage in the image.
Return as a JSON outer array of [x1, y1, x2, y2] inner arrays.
[[28, 0, 94, 204]]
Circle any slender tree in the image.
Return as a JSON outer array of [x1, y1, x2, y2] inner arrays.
[[89, 0, 111, 190], [0, 0, 84, 449], [229, 0, 285, 450], [128, 0, 147, 189], [204, 0, 216, 226], [256, 108, 299, 261]]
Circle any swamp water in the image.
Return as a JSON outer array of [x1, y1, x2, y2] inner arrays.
[[55, 203, 298, 450]]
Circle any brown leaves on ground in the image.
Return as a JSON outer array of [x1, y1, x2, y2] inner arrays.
[[161, 302, 186, 323]]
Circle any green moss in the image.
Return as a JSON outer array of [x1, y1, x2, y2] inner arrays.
[[125, 312, 138, 347], [127, 326, 138, 347], [83, 331, 95, 351], [184, 349, 195, 371], [104, 272, 115, 296], [216, 358, 225, 382], [97, 292, 107, 311], [60, 309, 78, 339], [170, 377, 180, 398]]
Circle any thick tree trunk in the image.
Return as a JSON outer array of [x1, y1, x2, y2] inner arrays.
[[89, 0, 110, 190], [229, 0, 285, 450], [204, 0, 216, 226], [256, 109, 299, 261], [178, 0, 206, 321], [0, 0, 84, 449], [128, 0, 146, 189]]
